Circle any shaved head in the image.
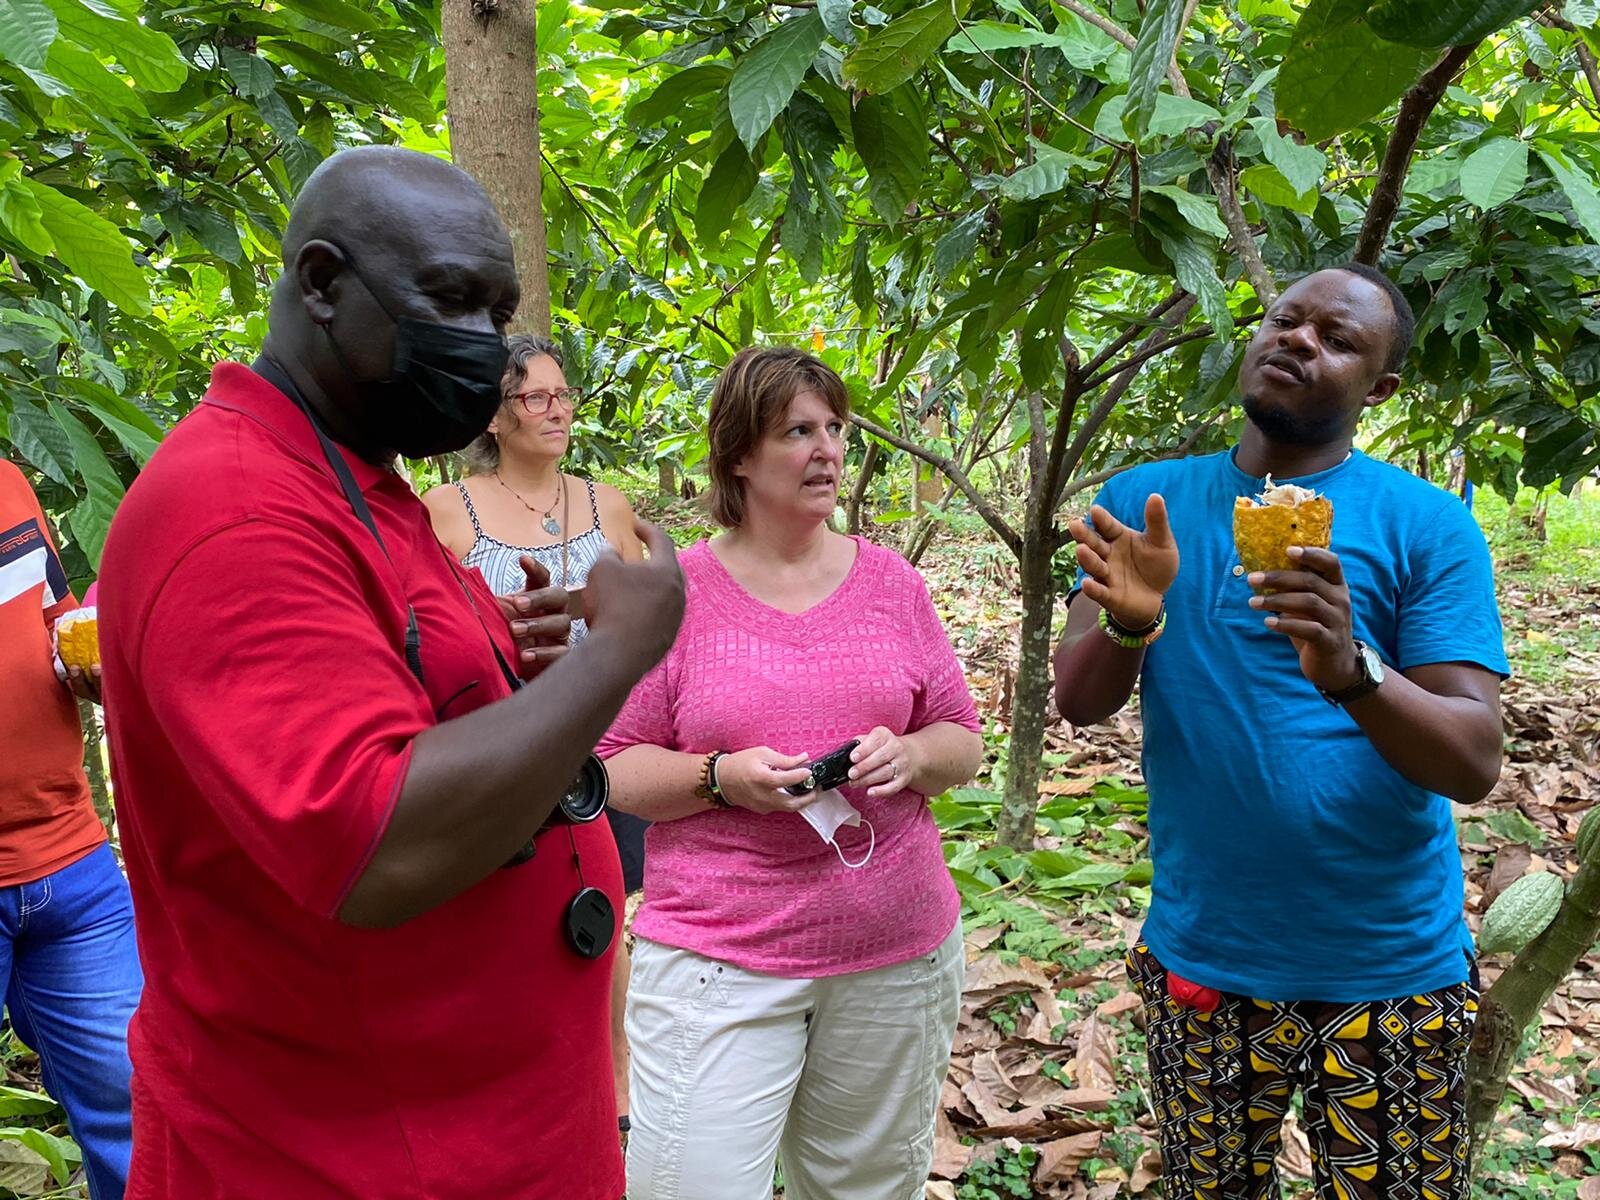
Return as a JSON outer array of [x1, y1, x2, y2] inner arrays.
[[260, 145, 520, 461], [281, 146, 508, 284]]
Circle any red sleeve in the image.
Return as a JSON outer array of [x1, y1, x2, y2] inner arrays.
[[1, 460, 78, 626], [906, 568, 981, 735], [595, 651, 677, 759], [136, 518, 431, 916]]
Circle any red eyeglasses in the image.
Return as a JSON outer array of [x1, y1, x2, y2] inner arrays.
[[510, 388, 584, 417]]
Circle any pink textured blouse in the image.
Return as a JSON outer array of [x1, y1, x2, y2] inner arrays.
[[596, 536, 980, 977]]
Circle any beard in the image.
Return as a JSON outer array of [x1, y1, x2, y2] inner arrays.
[[1242, 389, 1351, 447]]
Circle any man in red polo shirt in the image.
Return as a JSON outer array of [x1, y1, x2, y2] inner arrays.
[[98, 146, 684, 1199]]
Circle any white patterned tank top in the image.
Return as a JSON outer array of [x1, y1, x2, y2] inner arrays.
[[455, 478, 609, 642]]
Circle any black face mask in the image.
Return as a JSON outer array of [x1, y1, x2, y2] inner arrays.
[[322, 246, 510, 459]]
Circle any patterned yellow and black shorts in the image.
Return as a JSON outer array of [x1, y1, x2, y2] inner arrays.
[[1126, 942, 1478, 1200]]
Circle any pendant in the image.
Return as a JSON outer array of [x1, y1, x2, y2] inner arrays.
[[543, 515, 562, 536]]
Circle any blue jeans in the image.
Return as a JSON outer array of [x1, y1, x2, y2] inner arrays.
[[0, 843, 141, 1200]]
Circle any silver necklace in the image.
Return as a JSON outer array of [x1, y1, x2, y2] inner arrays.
[[496, 471, 563, 536]]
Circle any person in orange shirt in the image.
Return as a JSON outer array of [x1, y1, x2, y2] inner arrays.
[[0, 459, 141, 1200]]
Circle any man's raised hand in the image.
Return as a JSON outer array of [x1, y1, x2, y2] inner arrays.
[[1066, 494, 1178, 629]]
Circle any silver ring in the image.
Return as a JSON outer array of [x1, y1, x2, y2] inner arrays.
[[890, 761, 898, 779]]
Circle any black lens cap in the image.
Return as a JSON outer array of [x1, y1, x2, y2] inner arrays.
[[564, 886, 616, 959]]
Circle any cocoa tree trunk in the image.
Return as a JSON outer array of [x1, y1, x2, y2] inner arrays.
[[995, 540, 1055, 849], [657, 459, 678, 498], [441, 0, 552, 336], [1467, 842, 1600, 1140], [846, 440, 880, 534], [78, 698, 113, 835]]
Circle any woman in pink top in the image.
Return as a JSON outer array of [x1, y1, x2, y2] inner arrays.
[[598, 347, 982, 1200]]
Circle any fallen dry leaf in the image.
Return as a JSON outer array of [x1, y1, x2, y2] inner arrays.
[[1034, 1131, 1104, 1184], [1578, 1175, 1600, 1200], [1539, 1120, 1600, 1150], [925, 1183, 957, 1200], [931, 1110, 972, 1180], [1129, 1143, 1163, 1193], [1277, 1109, 1314, 1180], [1097, 991, 1143, 1018], [1073, 1010, 1119, 1093]]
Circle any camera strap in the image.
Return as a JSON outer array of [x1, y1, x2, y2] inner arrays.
[[258, 359, 614, 950]]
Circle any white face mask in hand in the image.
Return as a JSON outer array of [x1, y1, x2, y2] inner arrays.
[[798, 789, 876, 869]]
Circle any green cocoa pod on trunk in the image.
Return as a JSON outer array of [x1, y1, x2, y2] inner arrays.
[[1477, 871, 1565, 956], [1576, 806, 1600, 863]]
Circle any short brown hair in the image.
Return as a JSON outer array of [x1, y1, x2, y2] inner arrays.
[[460, 333, 564, 475], [705, 347, 851, 528]]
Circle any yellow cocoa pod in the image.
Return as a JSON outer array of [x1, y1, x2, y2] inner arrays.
[[1232, 496, 1333, 576], [56, 611, 100, 672]]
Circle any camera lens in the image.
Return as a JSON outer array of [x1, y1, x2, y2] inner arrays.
[[556, 755, 609, 824]]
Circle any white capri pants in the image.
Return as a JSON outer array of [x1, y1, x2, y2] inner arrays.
[[624, 922, 965, 1200]]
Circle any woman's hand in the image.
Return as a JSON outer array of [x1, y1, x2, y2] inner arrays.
[[848, 726, 919, 799], [715, 747, 816, 813]]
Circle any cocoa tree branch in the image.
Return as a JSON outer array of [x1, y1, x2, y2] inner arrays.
[[849, 412, 1021, 555], [1207, 141, 1279, 307], [1353, 42, 1480, 265], [1082, 324, 1218, 390], [1058, 0, 1134, 49], [1048, 295, 1197, 513], [1079, 291, 1189, 379], [1057, 416, 1218, 507]]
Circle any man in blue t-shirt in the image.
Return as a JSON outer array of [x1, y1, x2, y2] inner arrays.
[[1054, 264, 1507, 1200]]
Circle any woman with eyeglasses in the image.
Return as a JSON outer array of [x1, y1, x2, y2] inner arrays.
[[423, 332, 648, 1130]]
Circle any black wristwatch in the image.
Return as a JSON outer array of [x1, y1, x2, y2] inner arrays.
[[1319, 640, 1385, 706]]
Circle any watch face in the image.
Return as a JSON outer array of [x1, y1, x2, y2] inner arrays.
[[1359, 642, 1385, 685]]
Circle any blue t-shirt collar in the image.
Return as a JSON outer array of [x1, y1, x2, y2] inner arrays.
[[1226, 445, 1363, 492]]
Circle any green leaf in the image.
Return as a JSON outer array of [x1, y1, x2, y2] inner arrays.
[[1538, 145, 1600, 243], [5, 398, 75, 484], [1020, 270, 1074, 386], [1458, 138, 1528, 209], [275, 0, 382, 32], [63, 380, 161, 463], [946, 20, 1058, 53], [631, 62, 731, 127], [0, 180, 54, 255], [1152, 220, 1232, 334], [1248, 117, 1325, 195], [1054, 862, 1128, 890], [694, 140, 757, 243], [1276, 0, 1432, 141], [1145, 93, 1220, 137], [1366, 0, 1543, 49], [43, 0, 186, 91], [728, 12, 825, 151], [0, 0, 57, 71], [1240, 161, 1318, 214], [851, 87, 929, 222], [1146, 185, 1230, 238], [842, 0, 967, 94], [19, 180, 150, 314], [819, 0, 856, 43], [220, 46, 278, 99], [45, 37, 145, 113], [0, 1085, 59, 1117], [981, 141, 1096, 200], [52, 404, 122, 566], [850, 232, 875, 318], [1123, 0, 1183, 141], [931, 209, 985, 279]]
